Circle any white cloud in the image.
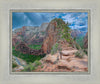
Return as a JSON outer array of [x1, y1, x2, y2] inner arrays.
[[62, 14, 76, 24]]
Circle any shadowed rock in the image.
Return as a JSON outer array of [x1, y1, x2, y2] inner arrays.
[[15, 42, 44, 55]]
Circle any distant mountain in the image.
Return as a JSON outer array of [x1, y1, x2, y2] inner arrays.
[[40, 23, 49, 32], [71, 29, 85, 38], [12, 23, 49, 46]]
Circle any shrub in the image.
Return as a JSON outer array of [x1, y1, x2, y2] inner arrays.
[[12, 63, 18, 68], [41, 66, 44, 68], [52, 18, 71, 43], [75, 51, 84, 58], [83, 49, 88, 55], [34, 60, 42, 67], [22, 63, 35, 72], [75, 43, 80, 50], [73, 37, 76, 41], [51, 43, 59, 55]]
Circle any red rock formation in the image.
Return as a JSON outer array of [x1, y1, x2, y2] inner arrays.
[[42, 21, 58, 54], [15, 42, 44, 55], [12, 35, 21, 46], [84, 32, 88, 48]]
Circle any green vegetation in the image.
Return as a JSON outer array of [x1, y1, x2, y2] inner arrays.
[[41, 66, 44, 68], [12, 46, 45, 64], [73, 37, 76, 41], [51, 43, 59, 55], [22, 60, 42, 72], [52, 18, 65, 26], [52, 18, 72, 43], [83, 49, 88, 55], [61, 23, 71, 42], [75, 36, 84, 49], [75, 43, 80, 50], [22, 63, 35, 72], [12, 63, 18, 68], [75, 50, 84, 58], [34, 60, 42, 67], [28, 44, 42, 50]]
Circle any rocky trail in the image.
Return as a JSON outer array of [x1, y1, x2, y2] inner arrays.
[[34, 47, 88, 72]]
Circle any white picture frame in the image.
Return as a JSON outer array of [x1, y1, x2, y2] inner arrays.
[[0, 0, 100, 84]]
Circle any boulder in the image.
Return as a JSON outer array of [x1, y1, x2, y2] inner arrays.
[[43, 54, 58, 64], [14, 66, 24, 72], [61, 50, 78, 56]]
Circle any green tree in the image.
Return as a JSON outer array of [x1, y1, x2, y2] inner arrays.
[[61, 23, 71, 42]]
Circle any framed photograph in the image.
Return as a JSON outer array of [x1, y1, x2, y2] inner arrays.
[[10, 9, 90, 74], [0, 0, 100, 84]]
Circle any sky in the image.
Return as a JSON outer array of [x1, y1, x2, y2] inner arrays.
[[12, 12, 88, 33]]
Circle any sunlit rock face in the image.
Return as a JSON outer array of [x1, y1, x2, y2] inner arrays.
[[42, 21, 58, 54]]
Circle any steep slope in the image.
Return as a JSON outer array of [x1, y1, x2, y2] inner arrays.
[[42, 21, 58, 54], [12, 23, 49, 46], [83, 32, 88, 48]]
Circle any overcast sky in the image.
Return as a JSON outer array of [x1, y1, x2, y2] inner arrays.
[[12, 12, 88, 33]]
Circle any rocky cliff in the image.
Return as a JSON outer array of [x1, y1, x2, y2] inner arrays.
[[42, 21, 58, 54], [12, 23, 49, 46], [83, 32, 88, 48]]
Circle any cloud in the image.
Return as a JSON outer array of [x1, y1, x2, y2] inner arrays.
[[12, 12, 88, 33]]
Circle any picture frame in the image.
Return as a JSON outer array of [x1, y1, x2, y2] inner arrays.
[[0, 0, 100, 84], [10, 9, 90, 74]]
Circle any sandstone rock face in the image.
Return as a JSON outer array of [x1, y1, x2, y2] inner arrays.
[[12, 23, 49, 46], [43, 54, 59, 64], [35, 49, 88, 72], [40, 23, 49, 32], [12, 34, 22, 46], [42, 21, 58, 54], [84, 32, 88, 48]]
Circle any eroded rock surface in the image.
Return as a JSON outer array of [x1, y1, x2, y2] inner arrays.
[[84, 32, 88, 49]]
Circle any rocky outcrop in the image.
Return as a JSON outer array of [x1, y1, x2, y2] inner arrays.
[[12, 35, 22, 46], [14, 23, 53, 55], [30, 37, 44, 45], [40, 23, 49, 32], [42, 21, 58, 54], [35, 49, 88, 72], [83, 32, 88, 48], [15, 42, 44, 55], [12, 23, 49, 46]]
